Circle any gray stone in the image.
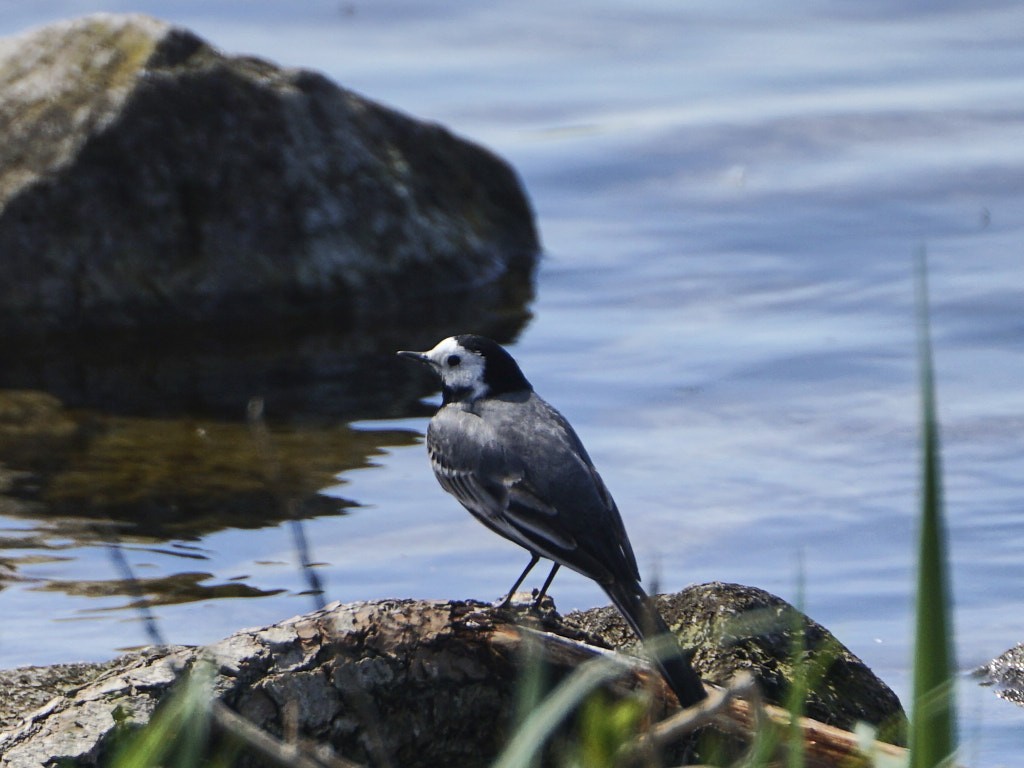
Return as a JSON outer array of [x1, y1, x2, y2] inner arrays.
[[0, 600, 525, 768], [565, 581, 907, 745], [0, 589, 908, 766], [0, 14, 538, 335], [975, 643, 1024, 706]]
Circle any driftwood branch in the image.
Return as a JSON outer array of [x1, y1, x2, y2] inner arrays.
[[502, 625, 907, 767], [210, 700, 364, 768], [621, 670, 906, 768]]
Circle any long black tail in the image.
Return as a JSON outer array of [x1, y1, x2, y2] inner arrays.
[[603, 580, 706, 708]]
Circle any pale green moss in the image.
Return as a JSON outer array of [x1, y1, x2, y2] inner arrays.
[[0, 16, 165, 203]]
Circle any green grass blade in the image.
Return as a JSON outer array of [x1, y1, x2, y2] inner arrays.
[[909, 249, 957, 768], [492, 654, 630, 768], [785, 555, 807, 768], [109, 665, 212, 768], [510, 633, 547, 768]]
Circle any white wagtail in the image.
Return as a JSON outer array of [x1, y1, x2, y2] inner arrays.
[[398, 334, 706, 707]]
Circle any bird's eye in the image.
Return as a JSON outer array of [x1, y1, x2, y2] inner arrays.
[[447, 354, 462, 367]]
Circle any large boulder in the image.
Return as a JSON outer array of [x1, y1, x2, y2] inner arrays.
[[0, 599, 665, 768], [0, 14, 539, 336], [0, 587, 909, 767]]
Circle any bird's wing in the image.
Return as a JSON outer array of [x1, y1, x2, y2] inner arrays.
[[430, 396, 640, 585], [499, 448, 630, 583], [508, 396, 642, 585], [427, 406, 540, 549]]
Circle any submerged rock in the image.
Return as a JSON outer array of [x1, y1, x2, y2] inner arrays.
[[0, 14, 538, 336], [975, 643, 1024, 706], [0, 388, 417, 541]]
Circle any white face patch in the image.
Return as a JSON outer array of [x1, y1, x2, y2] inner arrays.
[[426, 336, 489, 401]]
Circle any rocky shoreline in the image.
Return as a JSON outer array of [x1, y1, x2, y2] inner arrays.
[[0, 583, 907, 767]]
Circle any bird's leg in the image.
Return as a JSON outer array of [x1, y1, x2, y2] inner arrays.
[[495, 553, 540, 607], [531, 563, 561, 608]]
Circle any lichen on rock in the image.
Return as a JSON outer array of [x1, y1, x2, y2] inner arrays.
[[0, 14, 539, 336]]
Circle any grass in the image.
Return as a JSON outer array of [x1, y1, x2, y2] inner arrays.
[[493, 654, 641, 768], [107, 665, 220, 768], [908, 250, 957, 768]]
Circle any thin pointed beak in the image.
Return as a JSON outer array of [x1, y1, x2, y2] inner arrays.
[[397, 350, 430, 364]]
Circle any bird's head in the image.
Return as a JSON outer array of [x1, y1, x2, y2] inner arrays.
[[397, 335, 532, 404]]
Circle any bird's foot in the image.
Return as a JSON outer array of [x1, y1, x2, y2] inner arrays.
[[493, 591, 537, 609], [530, 589, 557, 614]]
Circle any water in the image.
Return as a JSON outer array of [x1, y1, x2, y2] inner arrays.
[[1, 1, 1023, 763]]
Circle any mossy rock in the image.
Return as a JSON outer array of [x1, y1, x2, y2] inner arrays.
[[566, 581, 907, 745], [0, 14, 538, 336]]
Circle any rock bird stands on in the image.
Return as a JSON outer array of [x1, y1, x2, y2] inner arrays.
[[397, 334, 707, 707]]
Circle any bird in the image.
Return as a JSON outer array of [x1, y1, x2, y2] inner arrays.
[[397, 334, 707, 707]]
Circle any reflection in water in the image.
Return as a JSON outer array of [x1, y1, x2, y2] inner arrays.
[[0, 391, 419, 605], [1, 397, 419, 537], [0, 275, 533, 421], [0, 289, 532, 613], [34, 570, 286, 608], [0, 327, 520, 605]]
